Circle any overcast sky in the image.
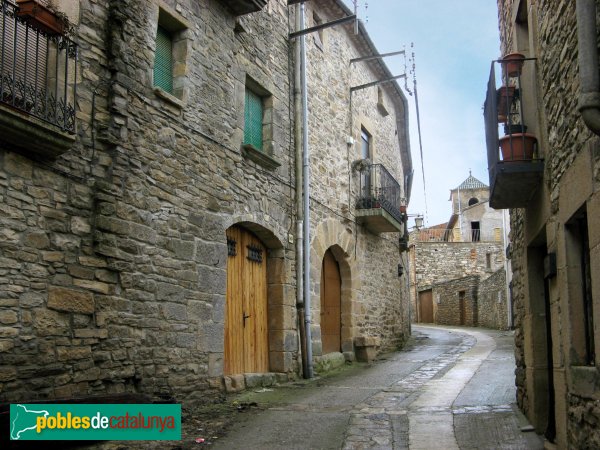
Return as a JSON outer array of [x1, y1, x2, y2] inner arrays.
[[341, 1, 501, 227]]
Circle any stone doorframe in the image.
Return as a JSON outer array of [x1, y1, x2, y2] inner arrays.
[[221, 216, 292, 375], [310, 219, 359, 358]]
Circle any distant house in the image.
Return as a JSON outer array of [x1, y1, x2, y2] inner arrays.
[[409, 173, 510, 329]]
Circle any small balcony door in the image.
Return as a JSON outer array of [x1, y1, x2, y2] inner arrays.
[[360, 127, 371, 200], [320, 249, 341, 354]]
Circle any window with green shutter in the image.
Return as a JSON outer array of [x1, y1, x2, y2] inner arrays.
[[154, 25, 173, 94], [244, 88, 264, 150]]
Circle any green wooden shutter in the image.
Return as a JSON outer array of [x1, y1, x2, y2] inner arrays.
[[244, 88, 263, 150], [154, 26, 173, 93]]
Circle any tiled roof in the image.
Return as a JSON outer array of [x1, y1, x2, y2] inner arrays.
[[456, 172, 488, 190]]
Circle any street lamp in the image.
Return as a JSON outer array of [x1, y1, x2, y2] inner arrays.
[[414, 215, 424, 230]]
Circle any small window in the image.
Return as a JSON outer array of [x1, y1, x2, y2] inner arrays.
[[360, 127, 371, 159], [471, 221, 481, 242], [486, 252, 492, 270], [244, 87, 264, 150], [468, 197, 479, 206], [153, 6, 189, 105], [154, 25, 174, 93], [240, 78, 278, 169], [494, 227, 502, 242]]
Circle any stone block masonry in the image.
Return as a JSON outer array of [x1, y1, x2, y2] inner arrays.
[[0, 0, 413, 404], [0, 0, 296, 403]]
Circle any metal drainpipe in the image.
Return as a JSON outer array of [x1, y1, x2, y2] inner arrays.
[[502, 209, 513, 329], [300, 1, 314, 378], [294, 3, 308, 378], [576, 0, 600, 136]]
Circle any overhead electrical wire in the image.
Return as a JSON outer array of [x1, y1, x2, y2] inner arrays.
[[411, 46, 429, 225]]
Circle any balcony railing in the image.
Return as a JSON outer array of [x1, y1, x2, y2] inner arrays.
[[483, 57, 543, 209], [356, 163, 405, 233], [412, 228, 502, 243], [0, 0, 77, 133]]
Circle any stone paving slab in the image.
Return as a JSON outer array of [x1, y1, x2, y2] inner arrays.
[[211, 326, 545, 450]]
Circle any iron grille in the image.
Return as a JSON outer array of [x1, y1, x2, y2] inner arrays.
[[356, 163, 404, 224], [246, 245, 263, 263], [0, 0, 77, 133], [227, 238, 237, 256]]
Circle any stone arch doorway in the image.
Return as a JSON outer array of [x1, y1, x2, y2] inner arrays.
[[224, 225, 269, 374], [321, 248, 342, 354], [311, 220, 357, 357]]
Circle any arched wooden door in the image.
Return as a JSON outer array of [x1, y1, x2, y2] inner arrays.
[[320, 249, 341, 354], [224, 226, 269, 374]]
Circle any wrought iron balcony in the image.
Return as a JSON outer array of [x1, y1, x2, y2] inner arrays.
[[484, 56, 543, 209], [0, 0, 77, 157], [356, 163, 405, 233], [217, 0, 267, 16]]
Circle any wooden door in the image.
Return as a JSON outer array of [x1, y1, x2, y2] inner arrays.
[[224, 226, 269, 375], [418, 290, 433, 323], [320, 249, 341, 354]]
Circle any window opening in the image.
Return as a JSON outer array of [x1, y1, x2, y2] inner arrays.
[[471, 221, 481, 242], [244, 87, 264, 150], [154, 25, 173, 93]]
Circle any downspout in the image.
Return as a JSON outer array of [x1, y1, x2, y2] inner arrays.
[[294, 4, 308, 378], [576, 0, 600, 136], [502, 209, 513, 329], [300, 2, 314, 378]]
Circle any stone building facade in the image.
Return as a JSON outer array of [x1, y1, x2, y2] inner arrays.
[[489, 0, 600, 447], [431, 275, 479, 327], [0, 0, 412, 404], [409, 174, 510, 330]]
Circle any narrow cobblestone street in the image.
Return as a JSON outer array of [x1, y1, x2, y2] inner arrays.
[[212, 326, 544, 450]]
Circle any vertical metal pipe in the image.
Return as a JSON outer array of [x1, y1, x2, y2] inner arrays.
[[576, 0, 600, 135], [502, 209, 513, 328], [294, 3, 307, 378], [300, 1, 313, 378]]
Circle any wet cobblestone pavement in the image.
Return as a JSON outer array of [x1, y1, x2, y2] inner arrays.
[[211, 326, 544, 449]]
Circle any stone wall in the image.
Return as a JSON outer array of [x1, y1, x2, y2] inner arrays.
[[432, 276, 479, 327], [478, 268, 509, 330], [0, 0, 412, 403], [496, 0, 600, 447], [305, 0, 411, 355], [410, 240, 507, 329], [0, 0, 297, 403], [412, 242, 504, 289]]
